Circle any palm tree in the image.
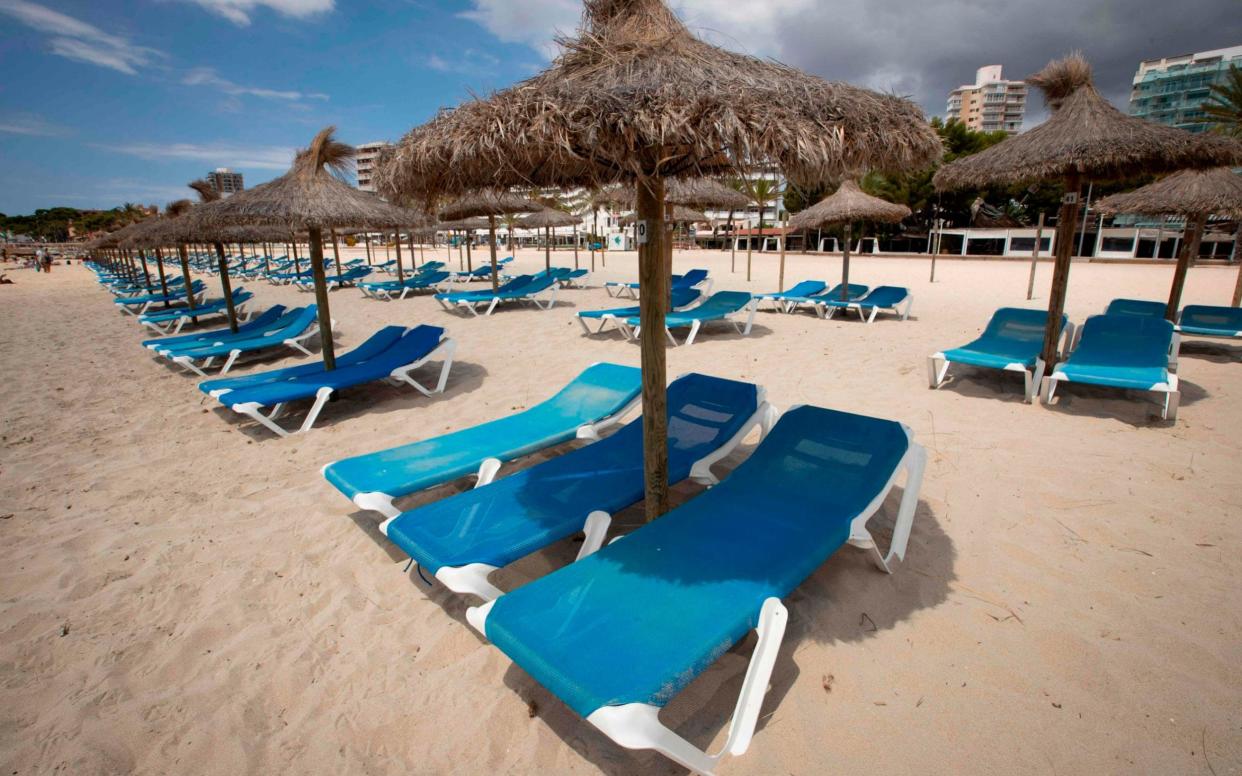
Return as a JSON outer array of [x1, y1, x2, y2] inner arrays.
[[1203, 65, 1242, 137], [744, 177, 780, 281]]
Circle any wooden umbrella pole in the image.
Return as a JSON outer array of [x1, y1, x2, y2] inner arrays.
[[544, 225, 551, 272], [394, 230, 405, 283], [573, 224, 579, 269], [777, 218, 787, 291], [330, 227, 342, 280], [727, 210, 736, 271], [465, 231, 474, 273], [1026, 212, 1045, 300], [637, 175, 669, 521], [307, 226, 336, 371], [178, 243, 197, 319], [214, 240, 239, 332], [416, 233, 424, 267], [364, 232, 372, 265], [1166, 212, 1207, 320], [488, 215, 500, 291], [1041, 172, 1083, 367], [137, 248, 152, 288], [840, 223, 853, 299], [154, 247, 169, 299], [592, 209, 598, 272], [292, 236, 301, 274]]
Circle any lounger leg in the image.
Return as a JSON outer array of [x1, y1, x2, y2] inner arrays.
[[1040, 375, 1058, 405], [390, 339, 456, 397], [297, 387, 334, 434], [849, 443, 927, 574], [583, 598, 789, 776], [233, 401, 292, 437], [576, 511, 612, 560], [1164, 389, 1180, 421], [867, 306, 880, 324], [927, 355, 950, 389], [683, 320, 701, 346], [1027, 359, 1048, 404], [576, 316, 592, 335], [173, 355, 209, 378], [475, 457, 502, 487], [435, 563, 504, 601], [353, 491, 400, 521], [220, 349, 241, 374], [742, 301, 757, 335], [900, 297, 913, 321], [665, 326, 680, 346], [485, 298, 500, 316]]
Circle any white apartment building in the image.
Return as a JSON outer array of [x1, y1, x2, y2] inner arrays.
[[946, 65, 1027, 134], [355, 141, 391, 192]]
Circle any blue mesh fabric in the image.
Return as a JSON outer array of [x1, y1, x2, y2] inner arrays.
[[1179, 305, 1242, 337], [159, 305, 317, 359], [485, 405, 910, 718], [1106, 299, 1167, 318], [621, 292, 751, 328], [141, 305, 286, 349]]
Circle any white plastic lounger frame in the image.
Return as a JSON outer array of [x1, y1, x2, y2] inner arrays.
[[346, 388, 644, 521], [418, 390, 777, 603], [619, 298, 758, 347], [169, 319, 334, 378], [927, 321, 1076, 404], [1039, 369, 1180, 421], [823, 294, 914, 324], [227, 337, 456, 438], [466, 416, 925, 776]]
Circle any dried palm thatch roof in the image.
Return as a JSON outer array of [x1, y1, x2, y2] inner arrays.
[[377, 0, 941, 200], [520, 207, 581, 228], [592, 178, 750, 210], [193, 127, 427, 232], [621, 205, 708, 224], [789, 179, 911, 229], [436, 217, 492, 231], [1095, 167, 1242, 218], [935, 55, 1242, 190], [438, 191, 542, 220]]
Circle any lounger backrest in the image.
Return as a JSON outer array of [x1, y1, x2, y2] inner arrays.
[[983, 307, 1064, 344], [498, 274, 534, 292], [511, 274, 558, 295], [416, 271, 451, 285], [670, 288, 702, 308], [784, 280, 826, 297], [1180, 305, 1242, 332], [822, 283, 869, 300], [673, 269, 709, 288], [1074, 315, 1173, 368], [860, 285, 909, 307], [1106, 298, 1167, 318], [692, 291, 752, 315], [485, 405, 910, 718], [316, 325, 445, 383]]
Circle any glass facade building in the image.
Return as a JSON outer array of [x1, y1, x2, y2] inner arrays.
[[1129, 45, 1242, 133]]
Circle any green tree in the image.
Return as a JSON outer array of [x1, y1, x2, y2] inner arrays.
[[1203, 64, 1242, 137]]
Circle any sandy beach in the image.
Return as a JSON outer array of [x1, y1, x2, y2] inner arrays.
[[2, 247, 1240, 775]]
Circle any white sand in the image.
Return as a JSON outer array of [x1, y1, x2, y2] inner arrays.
[[1, 247, 1240, 774]]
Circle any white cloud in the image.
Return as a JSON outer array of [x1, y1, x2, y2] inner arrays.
[[180, 0, 334, 26], [0, 0, 162, 75], [95, 141, 295, 170], [183, 67, 329, 102], [0, 113, 69, 137], [458, 0, 580, 58]]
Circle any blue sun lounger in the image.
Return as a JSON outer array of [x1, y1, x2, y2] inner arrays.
[[1177, 305, 1242, 340], [929, 307, 1072, 402], [381, 372, 775, 601], [576, 288, 702, 335], [618, 291, 756, 346], [605, 268, 711, 299], [322, 362, 643, 518], [141, 305, 287, 351], [781, 282, 869, 315], [138, 288, 254, 335], [1042, 314, 1180, 420], [467, 405, 925, 774], [156, 305, 325, 377], [436, 273, 558, 316], [360, 270, 452, 301], [819, 285, 913, 322], [294, 265, 373, 291], [114, 280, 207, 315], [204, 325, 455, 437], [754, 280, 826, 311]]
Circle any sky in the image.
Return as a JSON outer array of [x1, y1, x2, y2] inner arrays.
[[0, 0, 1239, 216]]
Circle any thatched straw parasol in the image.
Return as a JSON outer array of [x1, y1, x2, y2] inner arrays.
[[189, 126, 423, 369], [789, 179, 911, 297], [521, 207, 581, 272], [378, 0, 941, 520], [1096, 168, 1242, 314], [439, 191, 541, 289], [936, 54, 1242, 365], [620, 205, 708, 224]]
